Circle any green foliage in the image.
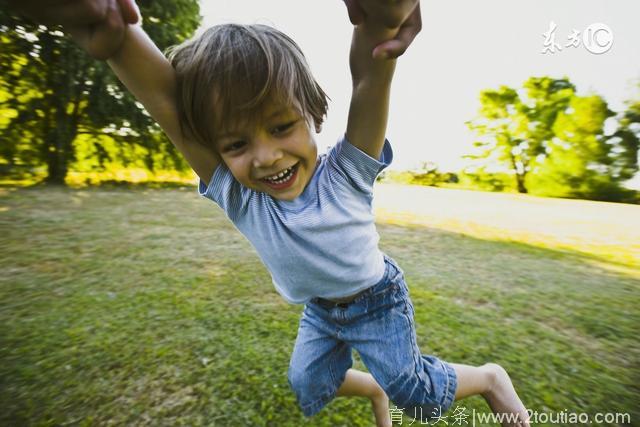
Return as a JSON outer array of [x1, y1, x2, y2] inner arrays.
[[409, 162, 458, 186], [610, 95, 640, 180], [466, 77, 640, 202], [466, 77, 576, 194], [528, 95, 636, 201], [0, 0, 200, 183], [457, 167, 512, 192], [381, 162, 458, 187]]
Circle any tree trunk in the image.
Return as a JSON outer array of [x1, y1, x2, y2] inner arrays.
[[44, 127, 74, 184], [42, 36, 83, 185], [42, 94, 77, 184], [515, 173, 528, 194], [509, 151, 528, 193]]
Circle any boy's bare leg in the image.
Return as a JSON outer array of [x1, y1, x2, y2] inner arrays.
[[451, 362, 530, 427], [336, 368, 391, 427]]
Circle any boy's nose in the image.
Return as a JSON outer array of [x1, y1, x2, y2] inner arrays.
[[252, 138, 283, 168]]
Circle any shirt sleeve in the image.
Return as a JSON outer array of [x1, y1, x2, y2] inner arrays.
[[198, 163, 252, 221], [327, 136, 393, 194]]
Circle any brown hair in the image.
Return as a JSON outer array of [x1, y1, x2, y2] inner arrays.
[[166, 24, 329, 148]]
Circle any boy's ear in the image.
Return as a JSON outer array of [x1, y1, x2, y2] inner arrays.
[[315, 123, 322, 133]]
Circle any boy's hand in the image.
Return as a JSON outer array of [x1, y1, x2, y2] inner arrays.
[[6, 0, 139, 60], [343, 0, 421, 59]]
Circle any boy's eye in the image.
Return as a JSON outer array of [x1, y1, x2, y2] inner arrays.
[[272, 121, 296, 135], [223, 140, 246, 153]]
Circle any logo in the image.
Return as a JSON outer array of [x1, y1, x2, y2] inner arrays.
[[541, 22, 613, 55], [582, 23, 614, 54]]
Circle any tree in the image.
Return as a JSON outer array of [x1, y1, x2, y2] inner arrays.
[[610, 94, 640, 182], [528, 95, 615, 199], [465, 77, 575, 193], [408, 162, 457, 186], [0, 0, 200, 184], [530, 92, 639, 201], [466, 76, 639, 201]]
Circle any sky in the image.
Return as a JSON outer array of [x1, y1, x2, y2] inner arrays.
[[198, 0, 640, 184]]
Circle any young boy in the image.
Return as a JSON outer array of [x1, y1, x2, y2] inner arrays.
[[62, 2, 530, 426]]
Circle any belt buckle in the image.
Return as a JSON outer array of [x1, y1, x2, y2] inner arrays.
[[323, 298, 350, 309], [315, 288, 367, 310], [335, 301, 350, 309], [332, 289, 365, 308], [314, 297, 353, 310]]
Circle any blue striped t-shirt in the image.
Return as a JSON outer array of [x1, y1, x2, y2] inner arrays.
[[198, 136, 393, 304]]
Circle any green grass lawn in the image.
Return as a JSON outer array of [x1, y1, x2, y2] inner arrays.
[[1, 186, 638, 426]]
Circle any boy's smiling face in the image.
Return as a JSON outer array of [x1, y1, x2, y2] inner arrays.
[[215, 101, 318, 201]]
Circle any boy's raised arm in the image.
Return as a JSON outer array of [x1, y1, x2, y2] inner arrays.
[[345, 0, 420, 160], [106, 25, 220, 183], [345, 23, 397, 160]]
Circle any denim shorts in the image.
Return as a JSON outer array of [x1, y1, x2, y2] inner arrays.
[[287, 255, 458, 419]]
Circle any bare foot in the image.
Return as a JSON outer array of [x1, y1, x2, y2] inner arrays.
[[370, 386, 392, 427], [482, 363, 530, 427]]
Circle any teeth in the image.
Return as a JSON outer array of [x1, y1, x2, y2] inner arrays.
[[264, 166, 294, 182]]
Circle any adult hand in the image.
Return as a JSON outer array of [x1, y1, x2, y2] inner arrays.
[[343, 0, 422, 59], [5, 0, 139, 60]]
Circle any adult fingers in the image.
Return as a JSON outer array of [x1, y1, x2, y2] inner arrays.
[[372, 39, 406, 59], [343, 0, 365, 25], [15, 0, 111, 26], [359, 0, 418, 29], [372, 3, 421, 59], [117, 0, 140, 24], [84, 0, 128, 60]]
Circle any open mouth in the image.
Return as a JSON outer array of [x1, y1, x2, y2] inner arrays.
[[260, 163, 299, 189]]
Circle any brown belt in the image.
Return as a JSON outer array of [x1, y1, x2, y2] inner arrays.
[[314, 287, 369, 309], [327, 288, 367, 303]]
